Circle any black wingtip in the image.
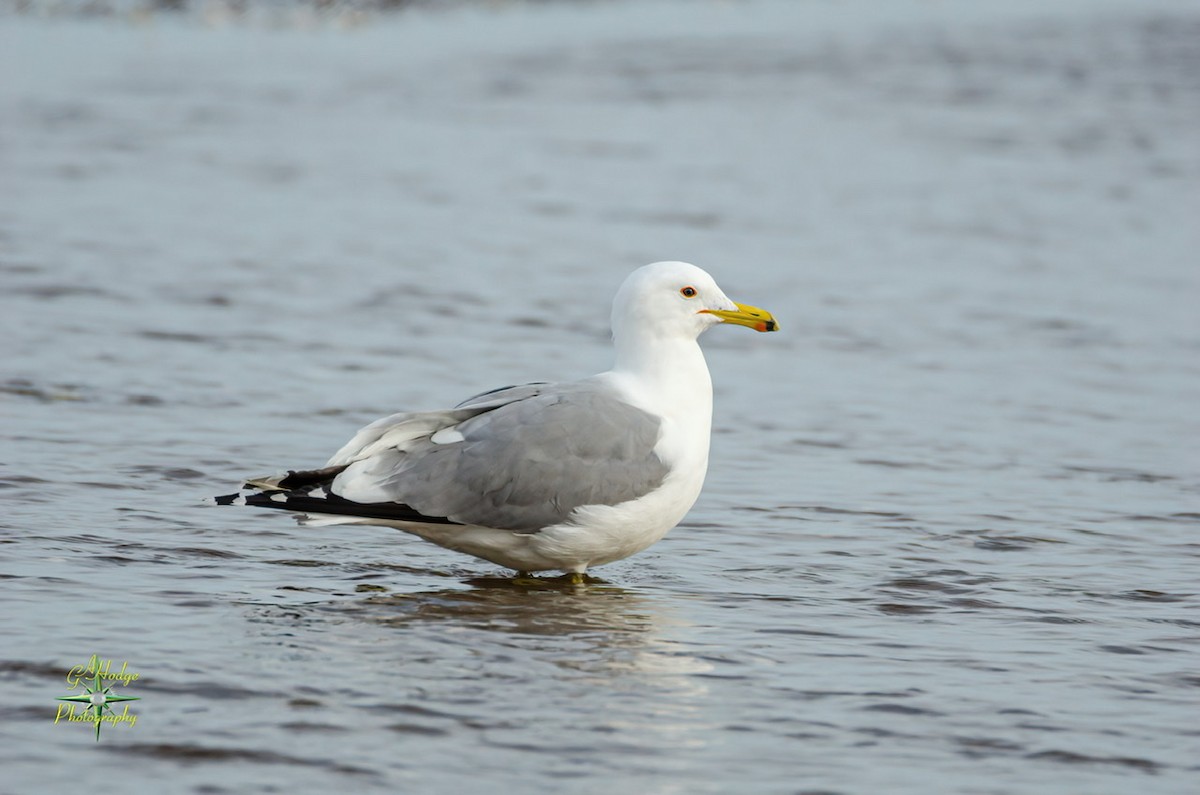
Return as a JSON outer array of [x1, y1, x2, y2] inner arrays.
[[276, 465, 349, 490], [215, 486, 462, 526]]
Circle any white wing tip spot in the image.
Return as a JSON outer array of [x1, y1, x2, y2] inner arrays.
[[430, 428, 466, 445]]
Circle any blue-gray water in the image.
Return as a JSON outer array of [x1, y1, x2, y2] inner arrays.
[[2, 1, 1198, 793]]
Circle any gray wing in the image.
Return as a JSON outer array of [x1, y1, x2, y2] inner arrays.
[[323, 384, 549, 469], [455, 382, 549, 409], [330, 381, 669, 532]]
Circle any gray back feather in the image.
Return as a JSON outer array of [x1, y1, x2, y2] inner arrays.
[[332, 381, 668, 532]]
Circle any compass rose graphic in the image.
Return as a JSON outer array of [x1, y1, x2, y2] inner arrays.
[[57, 670, 140, 741]]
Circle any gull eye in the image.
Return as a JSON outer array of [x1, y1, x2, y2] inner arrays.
[[680, 286, 698, 298]]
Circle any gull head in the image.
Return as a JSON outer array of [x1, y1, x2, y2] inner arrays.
[[611, 261, 778, 343]]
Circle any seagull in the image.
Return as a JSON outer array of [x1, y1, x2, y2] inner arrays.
[[216, 261, 778, 576]]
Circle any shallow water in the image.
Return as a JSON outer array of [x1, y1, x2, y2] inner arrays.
[[2, 1, 1198, 793]]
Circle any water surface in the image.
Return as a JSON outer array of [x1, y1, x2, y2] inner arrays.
[[1, 1, 1197, 793]]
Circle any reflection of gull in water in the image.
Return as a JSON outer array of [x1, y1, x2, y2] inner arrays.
[[346, 577, 665, 636], [340, 578, 715, 685], [246, 577, 718, 749]]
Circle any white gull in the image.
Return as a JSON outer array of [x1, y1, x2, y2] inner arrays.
[[216, 261, 778, 576]]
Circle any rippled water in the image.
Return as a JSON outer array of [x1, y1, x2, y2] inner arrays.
[[2, 1, 1198, 792]]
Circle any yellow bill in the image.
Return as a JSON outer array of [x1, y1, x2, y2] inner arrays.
[[701, 302, 779, 333]]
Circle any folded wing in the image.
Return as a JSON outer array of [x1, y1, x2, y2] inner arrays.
[[226, 381, 670, 534]]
